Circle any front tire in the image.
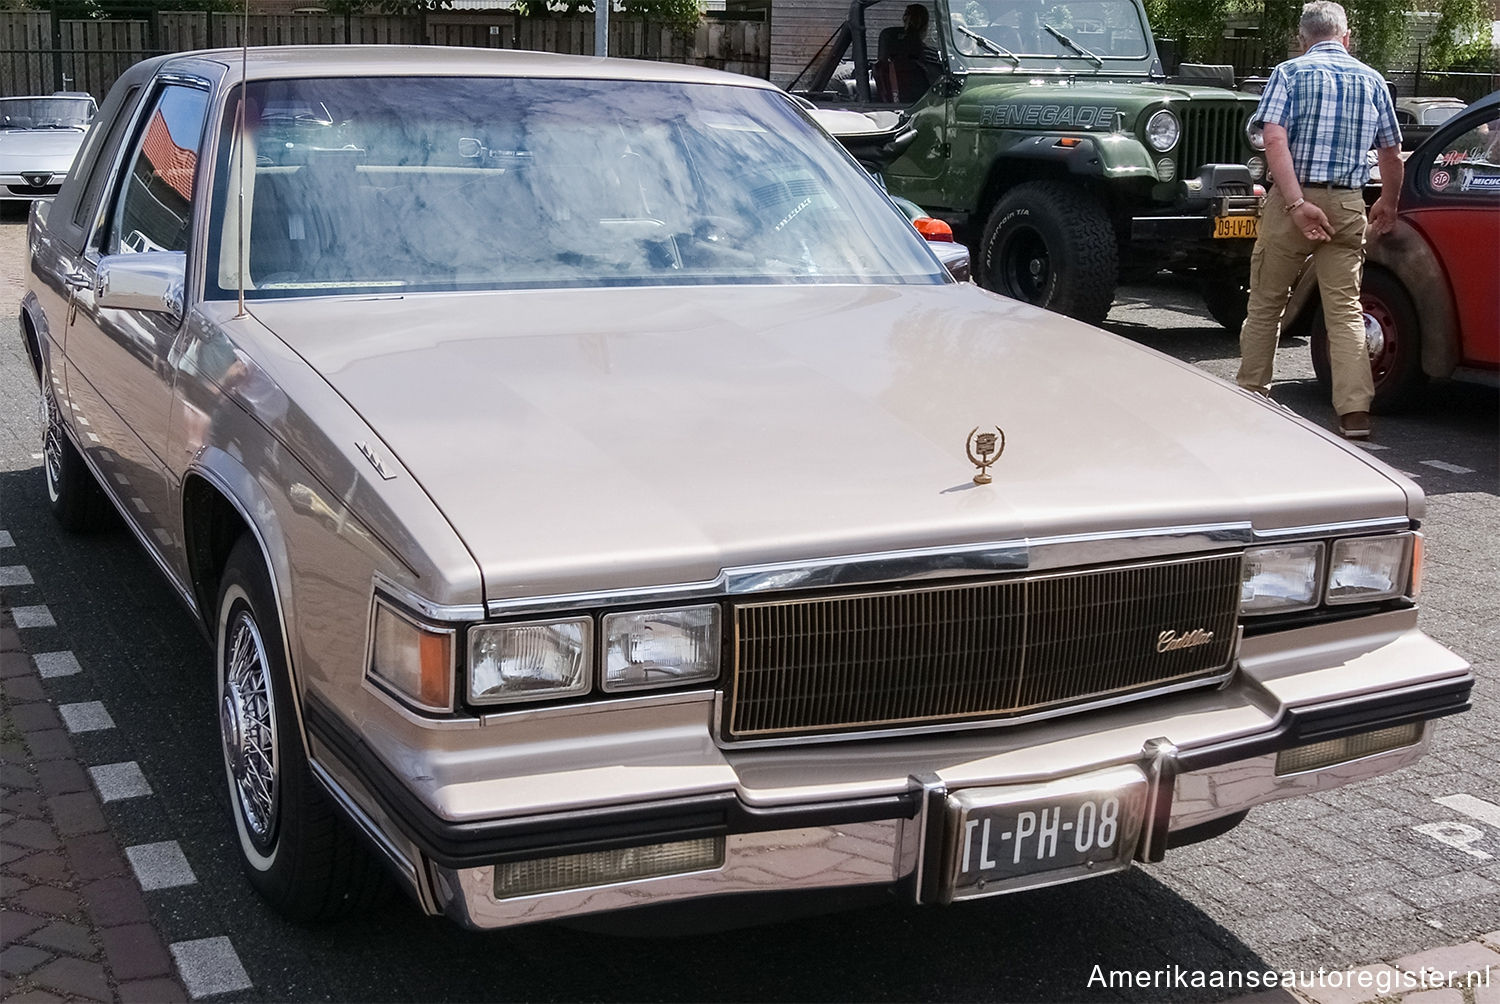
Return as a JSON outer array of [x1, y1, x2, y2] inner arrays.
[[216, 536, 387, 922], [1310, 266, 1426, 414], [1197, 275, 1250, 333], [42, 386, 109, 532], [978, 181, 1119, 326]]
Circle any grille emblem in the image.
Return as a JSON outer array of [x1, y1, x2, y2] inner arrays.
[[23, 173, 51, 187], [1157, 628, 1214, 652], [965, 425, 1006, 485]]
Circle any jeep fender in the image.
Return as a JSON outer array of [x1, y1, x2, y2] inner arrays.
[[1286, 219, 1460, 379]]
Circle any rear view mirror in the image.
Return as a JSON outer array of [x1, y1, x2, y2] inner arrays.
[[96, 251, 185, 318]]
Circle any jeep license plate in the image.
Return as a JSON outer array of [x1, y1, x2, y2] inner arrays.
[[1214, 215, 1259, 239], [939, 765, 1149, 902]]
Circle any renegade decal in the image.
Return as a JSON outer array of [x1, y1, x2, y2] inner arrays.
[[978, 104, 1119, 130]]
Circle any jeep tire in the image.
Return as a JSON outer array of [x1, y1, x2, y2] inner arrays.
[[979, 181, 1119, 326], [1197, 275, 1251, 333]]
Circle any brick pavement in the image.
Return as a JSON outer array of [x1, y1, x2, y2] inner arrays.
[[1, 606, 188, 1004]]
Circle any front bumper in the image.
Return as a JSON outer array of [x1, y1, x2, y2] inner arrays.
[[307, 611, 1470, 930]]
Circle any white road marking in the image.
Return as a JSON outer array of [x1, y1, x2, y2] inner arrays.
[[34, 651, 82, 679], [30, 452, 42, 460], [113, 473, 130, 485], [131, 497, 149, 513], [126, 841, 197, 890], [0, 565, 35, 587], [0, 530, 13, 547], [1414, 821, 1492, 860], [90, 762, 153, 801], [11, 605, 55, 629], [86, 431, 100, 442], [1436, 793, 1500, 829], [58, 701, 115, 733], [170, 937, 253, 998], [1354, 442, 1390, 451], [1421, 460, 1476, 475]]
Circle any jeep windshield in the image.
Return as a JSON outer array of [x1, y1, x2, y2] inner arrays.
[[948, 0, 1150, 62], [208, 76, 946, 299]]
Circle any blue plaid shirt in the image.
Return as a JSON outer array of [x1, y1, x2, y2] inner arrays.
[[1253, 40, 1401, 188]]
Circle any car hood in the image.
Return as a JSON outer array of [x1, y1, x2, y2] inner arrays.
[[248, 283, 1411, 601], [0, 129, 87, 171]]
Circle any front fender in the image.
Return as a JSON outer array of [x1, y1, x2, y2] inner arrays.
[[19, 290, 53, 386]]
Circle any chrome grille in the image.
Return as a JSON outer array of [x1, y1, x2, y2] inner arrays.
[[725, 553, 1240, 742], [1180, 104, 1248, 171]]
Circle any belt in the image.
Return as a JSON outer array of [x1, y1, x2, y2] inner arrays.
[[1301, 180, 1363, 190]]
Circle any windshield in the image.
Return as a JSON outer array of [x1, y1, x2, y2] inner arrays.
[[949, 0, 1150, 60], [209, 77, 946, 299], [0, 96, 95, 129]]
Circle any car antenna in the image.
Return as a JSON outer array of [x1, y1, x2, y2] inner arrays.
[[235, 0, 249, 318]]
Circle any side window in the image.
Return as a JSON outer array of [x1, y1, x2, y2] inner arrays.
[[108, 85, 210, 255], [72, 85, 140, 232], [1423, 112, 1500, 200]]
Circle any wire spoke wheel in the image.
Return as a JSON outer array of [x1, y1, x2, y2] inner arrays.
[[42, 390, 64, 500], [221, 608, 279, 851]]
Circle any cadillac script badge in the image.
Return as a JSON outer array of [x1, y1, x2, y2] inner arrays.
[[966, 426, 1006, 485]]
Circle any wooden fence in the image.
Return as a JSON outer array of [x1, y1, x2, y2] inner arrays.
[[0, 11, 768, 99]]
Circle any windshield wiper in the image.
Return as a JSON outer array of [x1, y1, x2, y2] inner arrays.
[[955, 24, 1020, 65], [1042, 23, 1104, 67]]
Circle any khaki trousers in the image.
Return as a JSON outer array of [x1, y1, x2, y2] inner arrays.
[[1236, 186, 1374, 416]]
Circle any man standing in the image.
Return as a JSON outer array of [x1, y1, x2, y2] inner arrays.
[[1236, 0, 1403, 440]]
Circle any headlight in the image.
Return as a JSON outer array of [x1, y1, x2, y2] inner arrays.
[[1326, 535, 1411, 605], [1246, 120, 1265, 151], [1145, 109, 1179, 152], [369, 599, 454, 712], [603, 605, 721, 693], [1240, 543, 1324, 615], [1246, 155, 1266, 181], [1156, 157, 1176, 182], [468, 618, 592, 705]]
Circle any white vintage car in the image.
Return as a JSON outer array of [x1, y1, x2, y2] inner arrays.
[[0, 92, 96, 203], [21, 46, 1470, 931]]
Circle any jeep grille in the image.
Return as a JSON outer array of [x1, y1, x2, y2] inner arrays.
[[723, 553, 1241, 742], [1180, 104, 1249, 172]]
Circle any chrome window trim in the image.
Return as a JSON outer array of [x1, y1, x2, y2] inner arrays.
[[483, 522, 1253, 617]]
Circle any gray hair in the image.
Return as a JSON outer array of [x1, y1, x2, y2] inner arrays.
[[1299, 1, 1348, 42]]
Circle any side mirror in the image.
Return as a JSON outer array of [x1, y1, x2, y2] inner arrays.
[[97, 251, 185, 318]]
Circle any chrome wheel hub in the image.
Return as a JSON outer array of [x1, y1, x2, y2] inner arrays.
[[1362, 311, 1386, 359], [221, 610, 278, 844]]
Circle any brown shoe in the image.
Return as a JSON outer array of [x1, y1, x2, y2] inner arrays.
[[1339, 411, 1372, 440]]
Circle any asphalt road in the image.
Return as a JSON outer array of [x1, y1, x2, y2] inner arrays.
[[2, 212, 1496, 1002]]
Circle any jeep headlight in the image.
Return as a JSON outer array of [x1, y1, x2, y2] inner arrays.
[[603, 605, 721, 692], [1246, 120, 1265, 151], [1145, 109, 1180, 152], [1241, 543, 1324, 614], [469, 618, 592, 705], [1326, 535, 1411, 605], [1247, 155, 1267, 181]]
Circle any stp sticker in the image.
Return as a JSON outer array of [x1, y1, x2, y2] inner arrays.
[[1431, 169, 1452, 191]]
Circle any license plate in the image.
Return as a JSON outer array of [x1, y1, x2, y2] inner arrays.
[[1214, 215, 1259, 239], [938, 765, 1149, 902]]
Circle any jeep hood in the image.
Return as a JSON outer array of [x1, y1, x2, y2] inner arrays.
[[249, 283, 1414, 600]]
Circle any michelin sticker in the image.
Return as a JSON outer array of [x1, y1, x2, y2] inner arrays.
[[1459, 166, 1500, 191]]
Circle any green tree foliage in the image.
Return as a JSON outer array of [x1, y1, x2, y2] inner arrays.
[[1426, 0, 1493, 68], [1150, 0, 1413, 72], [325, 0, 454, 12]]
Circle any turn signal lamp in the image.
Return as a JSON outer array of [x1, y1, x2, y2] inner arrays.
[[1274, 722, 1423, 775], [913, 216, 955, 242], [369, 600, 454, 712], [493, 837, 725, 898], [1409, 532, 1424, 598]]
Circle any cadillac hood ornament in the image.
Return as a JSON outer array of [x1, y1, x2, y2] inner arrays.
[[966, 426, 1006, 485]]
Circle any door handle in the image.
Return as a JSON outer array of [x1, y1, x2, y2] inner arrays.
[[64, 271, 91, 290]]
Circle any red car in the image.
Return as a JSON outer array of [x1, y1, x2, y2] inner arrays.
[[1289, 90, 1500, 412]]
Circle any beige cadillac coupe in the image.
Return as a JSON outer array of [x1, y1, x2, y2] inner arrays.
[[22, 47, 1471, 929]]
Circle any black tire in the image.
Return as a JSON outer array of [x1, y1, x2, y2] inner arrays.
[[216, 535, 388, 922], [1310, 266, 1426, 415], [42, 385, 110, 532], [1197, 275, 1250, 333], [978, 181, 1119, 326]]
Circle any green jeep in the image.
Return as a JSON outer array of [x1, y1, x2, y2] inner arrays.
[[794, 0, 1266, 328]]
